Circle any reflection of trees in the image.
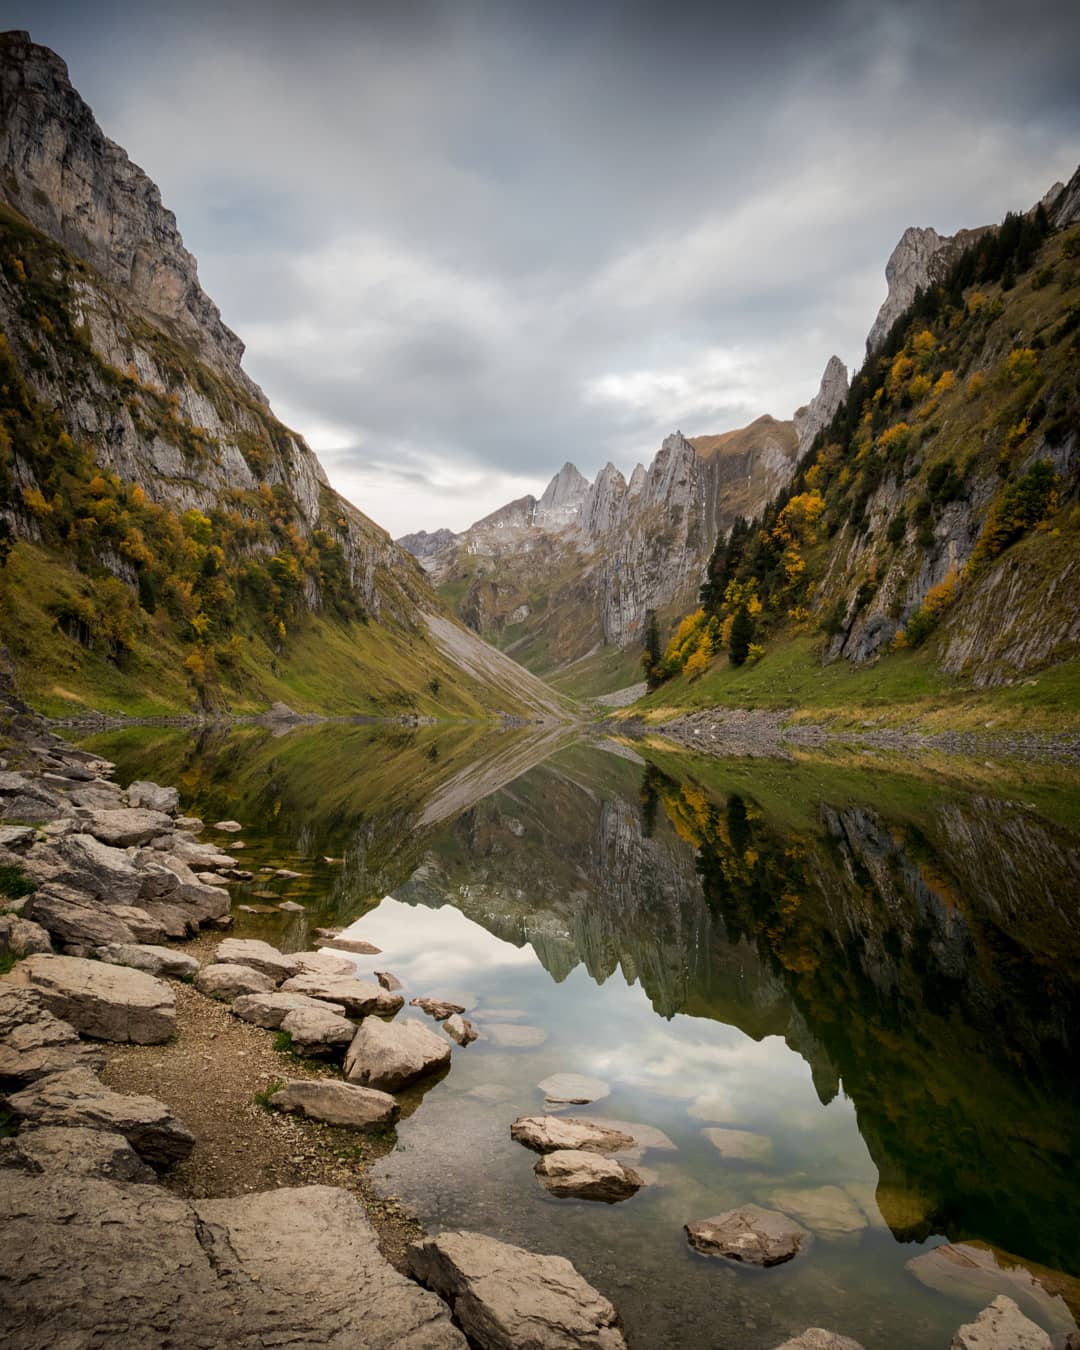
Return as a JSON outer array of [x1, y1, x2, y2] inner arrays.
[[648, 763, 1080, 1276]]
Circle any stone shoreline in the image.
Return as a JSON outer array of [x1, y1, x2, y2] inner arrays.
[[0, 688, 1058, 1349]]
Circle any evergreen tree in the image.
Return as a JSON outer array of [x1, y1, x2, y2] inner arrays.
[[642, 609, 663, 690], [728, 605, 754, 666]]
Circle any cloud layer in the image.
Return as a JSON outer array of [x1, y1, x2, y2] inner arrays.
[[13, 0, 1080, 533]]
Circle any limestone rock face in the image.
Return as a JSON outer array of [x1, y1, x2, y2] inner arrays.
[[949, 1296, 1053, 1350], [0, 985, 104, 1085], [12, 952, 175, 1043], [6, 1066, 195, 1166], [408, 1229, 628, 1349], [0, 1124, 156, 1183], [535, 462, 591, 530], [534, 1149, 644, 1202], [511, 1115, 636, 1155], [865, 222, 988, 354], [1051, 164, 1080, 227], [793, 355, 849, 454], [0, 1174, 466, 1348], [270, 1079, 400, 1130], [685, 1205, 808, 1266], [345, 1017, 451, 1092]]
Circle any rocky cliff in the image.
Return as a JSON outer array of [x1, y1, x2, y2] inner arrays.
[[865, 223, 989, 355], [793, 355, 849, 455], [0, 32, 563, 719]]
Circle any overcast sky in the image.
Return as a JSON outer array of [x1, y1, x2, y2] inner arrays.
[[10, 1, 1079, 536]]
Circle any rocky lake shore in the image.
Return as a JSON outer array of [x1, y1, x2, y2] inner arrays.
[[0, 684, 1065, 1349]]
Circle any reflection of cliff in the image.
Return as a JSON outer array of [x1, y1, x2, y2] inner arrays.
[[673, 766, 1080, 1277]]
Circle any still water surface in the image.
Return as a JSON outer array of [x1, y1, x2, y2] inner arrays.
[[78, 721, 1080, 1350]]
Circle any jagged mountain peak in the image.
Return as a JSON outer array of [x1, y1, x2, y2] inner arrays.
[[535, 460, 590, 528], [793, 355, 849, 455]]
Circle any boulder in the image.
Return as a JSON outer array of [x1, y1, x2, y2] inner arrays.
[[908, 1245, 1078, 1343], [0, 986, 104, 1086], [324, 935, 382, 955], [0, 912, 52, 956], [141, 900, 198, 939], [345, 1017, 451, 1092], [106, 905, 167, 943], [0, 772, 67, 823], [12, 953, 175, 1043], [534, 1149, 643, 1202], [78, 808, 174, 848], [685, 1205, 808, 1267], [292, 950, 356, 978], [270, 1079, 399, 1129], [0, 824, 36, 850], [702, 1127, 774, 1163], [281, 971, 403, 1018], [53, 833, 143, 903], [232, 990, 347, 1029], [212, 938, 299, 984], [278, 900, 304, 913], [212, 819, 243, 832], [538, 1073, 609, 1104], [136, 858, 183, 899], [6, 1067, 195, 1166], [279, 1004, 355, 1054], [96, 943, 200, 980], [69, 783, 127, 810], [511, 1116, 636, 1155], [410, 996, 466, 1021], [375, 969, 403, 991], [949, 1296, 1053, 1350], [0, 1124, 156, 1183], [25, 890, 138, 948], [444, 1014, 478, 1045], [0, 1176, 465, 1347], [126, 780, 180, 814], [773, 1333, 866, 1350], [175, 814, 203, 831], [409, 1229, 627, 1349], [169, 837, 237, 870], [195, 962, 276, 1001]]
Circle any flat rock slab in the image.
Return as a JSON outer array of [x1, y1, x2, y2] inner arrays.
[[79, 807, 174, 847], [0, 1177, 465, 1348], [702, 1126, 774, 1163], [281, 971, 403, 1018], [196, 962, 276, 1001], [292, 950, 356, 978], [535, 1149, 644, 1203], [949, 1296, 1053, 1350], [586, 1118, 677, 1155], [512, 1116, 636, 1156], [0, 1124, 156, 1183], [6, 1066, 195, 1166], [484, 1023, 547, 1047], [0, 985, 104, 1085], [906, 1244, 1078, 1341], [768, 1186, 867, 1238], [271, 1079, 400, 1130], [96, 943, 199, 980], [686, 1205, 808, 1267], [280, 1003, 355, 1053], [25, 890, 138, 948], [213, 938, 299, 983], [538, 1073, 610, 1105], [12, 952, 175, 1043], [324, 935, 383, 955], [232, 990, 347, 1029], [409, 1229, 627, 1349], [774, 1332, 867, 1350], [346, 1016, 452, 1092]]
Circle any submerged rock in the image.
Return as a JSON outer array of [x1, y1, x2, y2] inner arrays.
[[767, 1186, 867, 1238], [685, 1205, 808, 1267], [534, 1149, 644, 1202], [702, 1127, 774, 1163], [949, 1296, 1052, 1350], [6, 1066, 195, 1166], [485, 1023, 547, 1048], [270, 1080, 399, 1130], [409, 1229, 627, 1349], [443, 1013, 478, 1045], [345, 1017, 451, 1092], [538, 1072, 610, 1105], [511, 1115, 636, 1155], [11, 953, 175, 1043]]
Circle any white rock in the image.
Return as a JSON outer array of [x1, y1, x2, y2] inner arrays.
[[270, 1079, 399, 1129], [345, 1017, 451, 1092], [11, 953, 175, 1043]]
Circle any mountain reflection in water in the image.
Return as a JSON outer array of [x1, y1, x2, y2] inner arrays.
[[82, 722, 1080, 1348]]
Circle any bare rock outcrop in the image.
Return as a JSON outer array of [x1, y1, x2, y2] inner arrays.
[[409, 1229, 627, 1349], [793, 355, 849, 454], [12, 952, 176, 1043]]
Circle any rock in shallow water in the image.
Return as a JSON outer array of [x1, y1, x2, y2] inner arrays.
[[538, 1072, 610, 1105], [702, 1126, 773, 1163], [772, 1331, 866, 1350], [11, 952, 176, 1043], [408, 1229, 627, 1349], [949, 1295, 1053, 1349], [534, 1149, 644, 1203], [270, 1079, 399, 1129], [410, 996, 467, 1020], [345, 1016, 451, 1091], [685, 1204, 808, 1267], [511, 1115, 636, 1155], [443, 1013, 478, 1045]]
